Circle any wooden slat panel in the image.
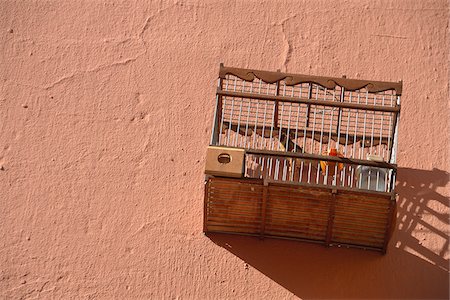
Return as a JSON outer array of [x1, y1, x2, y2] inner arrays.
[[207, 198, 262, 207], [207, 204, 260, 214], [206, 178, 263, 234], [331, 192, 389, 248], [332, 226, 386, 239], [204, 177, 394, 253], [265, 224, 326, 238], [207, 224, 260, 234], [332, 235, 384, 248], [334, 218, 389, 230], [266, 184, 329, 240], [266, 210, 329, 223], [265, 215, 328, 227], [267, 202, 330, 213], [265, 228, 326, 240], [207, 218, 261, 227], [207, 212, 260, 222]]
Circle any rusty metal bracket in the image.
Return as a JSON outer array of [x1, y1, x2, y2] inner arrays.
[[260, 179, 269, 239], [326, 189, 338, 246]]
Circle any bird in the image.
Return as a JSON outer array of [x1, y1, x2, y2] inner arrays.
[[320, 148, 344, 176], [279, 131, 303, 153]]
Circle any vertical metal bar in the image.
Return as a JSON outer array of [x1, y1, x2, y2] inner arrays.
[[324, 89, 336, 185], [252, 100, 259, 149], [308, 86, 318, 184], [360, 90, 369, 159], [297, 84, 303, 182], [268, 79, 280, 179], [336, 87, 344, 143], [260, 180, 269, 239], [318, 89, 327, 153], [291, 94, 300, 181], [344, 92, 352, 154], [210, 94, 219, 145], [389, 95, 400, 164], [243, 81, 253, 149], [379, 94, 385, 157], [369, 95, 376, 154], [284, 98, 293, 181], [235, 80, 245, 147], [351, 91, 359, 187], [281, 84, 289, 181], [342, 92, 351, 186], [352, 91, 361, 158], [332, 162, 338, 186], [261, 83, 272, 175], [390, 111, 400, 165], [300, 102, 308, 182], [285, 86, 292, 152], [252, 80, 262, 149], [336, 87, 345, 151], [276, 101, 285, 180], [376, 169, 380, 191], [210, 77, 222, 145], [350, 165, 355, 188], [226, 77, 237, 146], [218, 77, 229, 145], [274, 69, 281, 127], [256, 81, 264, 171], [317, 88, 326, 184], [334, 87, 344, 186], [305, 83, 312, 127], [261, 84, 269, 149], [328, 106, 335, 151], [386, 94, 394, 162], [367, 95, 377, 189], [269, 83, 278, 150], [277, 94, 285, 150]]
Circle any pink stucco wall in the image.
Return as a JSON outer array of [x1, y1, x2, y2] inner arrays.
[[1, 0, 448, 298]]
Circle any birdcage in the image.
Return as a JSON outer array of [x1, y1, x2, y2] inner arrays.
[[204, 64, 401, 253]]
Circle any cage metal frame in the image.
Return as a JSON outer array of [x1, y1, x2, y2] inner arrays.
[[205, 64, 402, 253]]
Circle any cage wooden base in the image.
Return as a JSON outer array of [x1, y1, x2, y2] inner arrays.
[[204, 177, 396, 253]]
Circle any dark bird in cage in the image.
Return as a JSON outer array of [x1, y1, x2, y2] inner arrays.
[[279, 131, 303, 153]]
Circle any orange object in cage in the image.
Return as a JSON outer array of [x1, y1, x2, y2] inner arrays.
[[320, 148, 344, 176]]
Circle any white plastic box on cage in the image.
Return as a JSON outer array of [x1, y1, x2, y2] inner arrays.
[[204, 64, 402, 253]]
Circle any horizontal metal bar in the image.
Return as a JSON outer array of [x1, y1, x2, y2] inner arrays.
[[204, 231, 384, 253], [222, 122, 391, 146], [264, 179, 393, 197], [217, 89, 400, 113], [246, 148, 397, 169]]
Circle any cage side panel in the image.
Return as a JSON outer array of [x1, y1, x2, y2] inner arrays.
[[205, 178, 263, 235], [204, 177, 394, 253], [331, 190, 391, 249], [264, 184, 330, 241]]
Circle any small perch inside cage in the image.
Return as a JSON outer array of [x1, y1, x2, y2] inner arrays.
[[204, 65, 401, 253]]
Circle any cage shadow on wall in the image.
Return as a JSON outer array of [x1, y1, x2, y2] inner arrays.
[[203, 64, 402, 253]]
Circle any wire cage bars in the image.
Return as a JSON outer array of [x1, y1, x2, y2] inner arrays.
[[204, 65, 402, 253]]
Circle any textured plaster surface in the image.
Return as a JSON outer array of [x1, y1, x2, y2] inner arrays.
[[0, 0, 449, 299]]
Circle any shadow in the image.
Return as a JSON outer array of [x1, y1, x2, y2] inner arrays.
[[207, 167, 449, 299], [395, 168, 449, 271]]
